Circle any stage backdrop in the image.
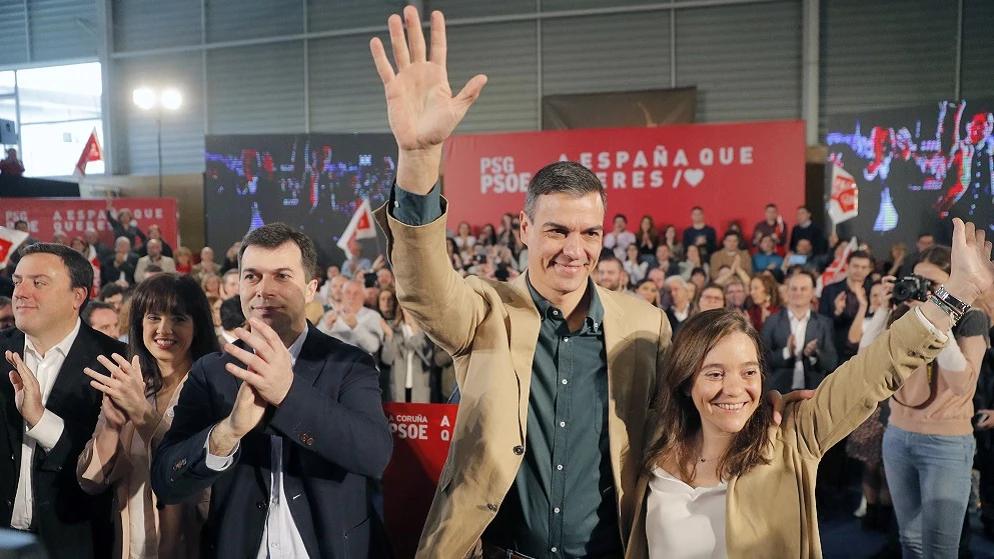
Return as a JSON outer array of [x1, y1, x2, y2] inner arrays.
[[442, 121, 806, 234], [825, 99, 994, 249], [204, 134, 395, 268], [3, 198, 178, 248]]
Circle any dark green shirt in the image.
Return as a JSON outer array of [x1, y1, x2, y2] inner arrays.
[[391, 185, 620, 559]]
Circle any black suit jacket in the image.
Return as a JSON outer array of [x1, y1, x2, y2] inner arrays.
[[151, 326, 392, 559], [100, 254, 138, 287], [761, 309, 839, 393], [0, 322, 125, 559]]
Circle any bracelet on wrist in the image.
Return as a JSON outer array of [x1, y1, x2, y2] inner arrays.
[[928, 295, 963, 327]]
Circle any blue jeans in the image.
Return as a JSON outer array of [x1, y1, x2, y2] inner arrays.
[[882, 424, 975, 559]]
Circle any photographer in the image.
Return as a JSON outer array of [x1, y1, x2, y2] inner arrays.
[[880, 246, 990, 558]]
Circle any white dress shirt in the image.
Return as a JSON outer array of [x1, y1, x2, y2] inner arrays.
[[604, 230, 637, 260], [783, 309, 816, 390], [11, 318, 81, 530], [326, 306, 384, 355], [646, 467, 727, 559], [204, 327, 310, 559]]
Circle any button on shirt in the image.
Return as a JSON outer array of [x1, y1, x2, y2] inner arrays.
[[784, 310, 815, 390], [11, 318, 81, 530], [205, 327, 310, 559]]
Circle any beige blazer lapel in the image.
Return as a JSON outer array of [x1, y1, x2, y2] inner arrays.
[[598, 287, 637, 497], [505, 273, 541, 437]]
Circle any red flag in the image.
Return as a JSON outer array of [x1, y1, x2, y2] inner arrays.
[[337, 199, 376, 259], [73, 128, 103, 179], [0, 226, 29, 268], [816, 237, 858, 296]]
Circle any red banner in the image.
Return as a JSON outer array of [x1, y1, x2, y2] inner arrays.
[[442, 121, 806, 233], [2, 198, 179, 248], [381, 402, 457, 559]]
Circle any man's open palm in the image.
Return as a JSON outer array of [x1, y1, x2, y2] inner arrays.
[[370, 7, 487, 152]]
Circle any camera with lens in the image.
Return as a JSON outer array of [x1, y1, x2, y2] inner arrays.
[[892, 274, 931, 303]]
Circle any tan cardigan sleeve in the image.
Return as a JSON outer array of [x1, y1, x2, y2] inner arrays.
[[76, 412, 133, 494], [783, 310, 947, 460], [373, 200, 490, 357]]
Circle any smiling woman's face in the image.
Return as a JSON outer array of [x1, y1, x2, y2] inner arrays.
[[690, 331, 763, 436]]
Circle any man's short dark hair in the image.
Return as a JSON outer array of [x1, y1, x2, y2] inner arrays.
[[766, 203, 777, 210], [691, 206, 704, 213], [220, 296, 246, 331], [238, 222, 318, 282], [797, 205, 810, 212], [144, 264, 163, 274], [82, 300, 116, 325], [0, 295, 10, 308], [14, 220, 27, 228], [19, 243, 92, 314], [613, 213, 627, 223], [723, 230, 741, 242], [597, 254, 623, 270], [524, 161, 606, 221], [789, 269, 817, 287], [846, 249, 873, 265], [918, 233, 935, 240], [100, 282, 126, 301]]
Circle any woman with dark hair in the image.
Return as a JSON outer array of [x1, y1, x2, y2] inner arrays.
[[444, 237, 464, 273], [77, 273, 220, 558], [629, 220, 992, 558], [746, 273, 782, 331], [638, 215, 660, 259], [478, 223, 498, 247], [663, 224, 684, 260], [882, 245, 990, 558], [381, 299, 435, 403]]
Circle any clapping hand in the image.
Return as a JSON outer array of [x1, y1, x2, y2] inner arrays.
[[833, 291, 847, 316], [802, 339, 818, 358], [6, 350, 44, 428], [84, 354, 154, 428], [222, 318, 296, 407]]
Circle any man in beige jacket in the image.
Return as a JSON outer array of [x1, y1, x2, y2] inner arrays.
[[369, 8, 669, 559]]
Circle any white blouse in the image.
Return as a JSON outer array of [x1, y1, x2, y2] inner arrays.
[[646, 467, 728, 559]]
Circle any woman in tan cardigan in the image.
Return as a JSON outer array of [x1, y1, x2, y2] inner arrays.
[[629, 219, 992, 558], [77, 273, 220, 558]]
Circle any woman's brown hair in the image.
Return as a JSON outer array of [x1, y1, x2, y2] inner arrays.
[[642, 308, 773, 483], [750, 273, 783, 308]]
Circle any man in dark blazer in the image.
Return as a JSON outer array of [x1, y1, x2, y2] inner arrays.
[[151, 223, 392, 559], [0, 243, 124, 559], [763, 270, 839, 394], [99, 236, 138, 287]]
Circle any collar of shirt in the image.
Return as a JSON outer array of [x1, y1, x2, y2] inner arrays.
[[525, 274, 604, 334], [788, 308, 811, 323], [286, 326, 309, 366], [24, 317, 82, 361]]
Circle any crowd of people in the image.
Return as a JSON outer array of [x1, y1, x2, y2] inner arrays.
[[1, 6, 994, 559]]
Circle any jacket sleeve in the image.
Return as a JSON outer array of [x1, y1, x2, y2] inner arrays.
[[762, 317, 793, 370], [268, 351, 392, 478], [76, 413, 132, 494], [373, 196, 490, 357], [150, 359, 230, 504], [783, 310, 946, 460]]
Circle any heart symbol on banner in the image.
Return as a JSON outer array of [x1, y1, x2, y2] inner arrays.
[[683, 169, 705, 187]]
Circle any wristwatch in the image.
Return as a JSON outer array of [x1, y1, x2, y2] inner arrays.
[[933, 285, 971, 315]]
